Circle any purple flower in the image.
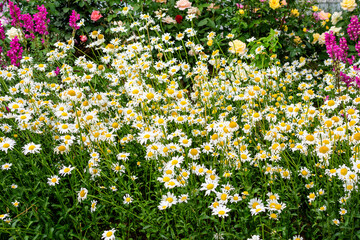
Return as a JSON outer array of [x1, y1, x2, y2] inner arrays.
[[7, 36, 23, 67], [34, 5, 50, 35], [54, 67, 60, 76], [356, 41, 360, 57], [69, 10, 80, 30], [347, 15, 360, 41], [236, 3, 244, 8], [313, 12, 320, 21], [8, 1, 22, 28], [0, 21, 5, 40], [20, 13, 35, 39], [325, 32, 348, 63]]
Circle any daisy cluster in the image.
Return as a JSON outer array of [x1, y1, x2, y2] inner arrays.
[[1, 6, 360, 239]]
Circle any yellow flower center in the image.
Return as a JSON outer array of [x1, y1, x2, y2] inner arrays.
[[327, 100, 335, 106], [190, 149, 198, 155], [319, 146, 329, 154], [340, 168, 348, 176], [80, 190, 86, 197]]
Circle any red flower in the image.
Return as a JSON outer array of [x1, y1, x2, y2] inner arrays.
[[175, 15, 183, 24], [80, 35, 87, 42]]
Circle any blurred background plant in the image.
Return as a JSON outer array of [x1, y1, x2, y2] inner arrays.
[[0, 0, 359, 69]]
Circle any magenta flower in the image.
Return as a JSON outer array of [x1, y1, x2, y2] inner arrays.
[[347, 15, 360, 41], [54, 67, 60, 76], [7, 36, 23, 67], [0, 22, 5, 40], [34, 5, 50, 35], [8, 1, 22, 28], [20, 14, 35, 39], [69, 10, 80, 30], [356, 41, 360, 57]]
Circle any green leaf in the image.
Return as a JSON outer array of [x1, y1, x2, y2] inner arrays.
[[198, 18, 208, 27], [349, 45, 356, 52], [208, 19, 216, 29], [198, 3, 210, 12]]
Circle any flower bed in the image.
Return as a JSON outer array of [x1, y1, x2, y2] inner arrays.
[[1, 0, 360, 239]]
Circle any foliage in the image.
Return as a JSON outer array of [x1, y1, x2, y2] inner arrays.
[[1, 1, 360, 240]]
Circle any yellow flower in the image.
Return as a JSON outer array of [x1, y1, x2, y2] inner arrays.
[[291, 9, 299, 17], [239, 9, 245, 14], [312, 6, 319, 11], [312, 33, 320, 44], [269, 0, 281, 10], [294, 36, 302, 45], [341, 0, 357, 11], [228, 40, 247, 55]]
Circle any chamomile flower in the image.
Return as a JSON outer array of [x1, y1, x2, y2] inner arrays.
[[299, 167, 311, 179], [78, 188, 88, 202], [90, 200, 97, 213], [0, 138, 16, 153], [0, 214, 9, 220], [200, 178, 219, 196], [339, 208, 347, 215], [230, 194, 242, 203], [250, 204, 266, 215], [248, 198, 263, 210], [47, 175, 60, 186], [1, 163, 12, 171], [117, 152, 130, 161], [158, 201, 169, 210], [23, 142, 42, 155], [102, 229, 116, 240], [319, 205, 327, 211], [179, 137, 192, 147], [123, 194, 133, 204], [188, 148, 201, 160], [59, 165, 75, 176], [293, 236, 303, 240], [12, 200, 20, 207], [212, 205, 231, 218], [178, 194, 189, 203], [308, 192, 316, 202], [332, 219, 340, 226]]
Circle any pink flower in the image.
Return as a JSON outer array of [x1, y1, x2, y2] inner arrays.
[[318, 11, 329, 21], [175, 0, 192, 10], [91, 10, 102, 22], [281, 0, 287, 5], [80, 35, 87, 42], [69, 10, 80, 30]]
